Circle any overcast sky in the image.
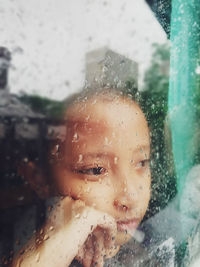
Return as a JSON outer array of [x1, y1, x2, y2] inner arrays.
[[0, 0, 167, 100]]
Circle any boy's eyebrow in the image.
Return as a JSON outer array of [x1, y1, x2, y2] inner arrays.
[[75, 147, 150, 160], [132, 145, 150, 156], [79, 152, 115, 159]]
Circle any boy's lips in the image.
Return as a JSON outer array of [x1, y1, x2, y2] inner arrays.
[[116, 218, 140, 232]]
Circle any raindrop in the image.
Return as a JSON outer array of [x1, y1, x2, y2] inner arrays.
[[105, 137, 109, 145], [92, 99, 97, 105], [43, 234, 49, 241], [19, 249, 25, 255], [104, 137, 111, 145], [51, 144, 59, 155], [102, 66, 108, 73], [85, 187, 91, 193], [18, 196, 24, 201], [35, 253, 40, 262], [195, 65, 200, 75], [13, 46, 24, 55], [85, 115, 90, 121], [72, 132, 79, 142], [65, 80, 70, 87], [75, 213, 80, 219], [49, 226, 54, 231], [23, 157, 28, 163], [48, 205, 53, 212], [78, 154, 83, 162], [114, 157, 118, 164]]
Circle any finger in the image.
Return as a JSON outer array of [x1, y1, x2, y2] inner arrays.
[[103, 228, 116, 251], [92, 230, 105, 267], [75, 245, 85, 265], [91, 212, 117, 248], [82, 235, 94, 267]]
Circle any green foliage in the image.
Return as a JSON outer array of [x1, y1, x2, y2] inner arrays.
[[142, 43, 177, 214], [127, 43, 176, 216], [19, 94, 66, 119], [143, 43, 170, 93]]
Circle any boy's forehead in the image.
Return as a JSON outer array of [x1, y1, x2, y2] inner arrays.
[[66, 119, 108, 135], [65, 99, 150, 153], [66, 97, 145, 127]]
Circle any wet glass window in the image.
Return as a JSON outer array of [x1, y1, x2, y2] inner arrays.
[[0, 0, 200, 266]]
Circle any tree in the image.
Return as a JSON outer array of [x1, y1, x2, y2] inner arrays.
[[19, 94, 66, 119], [141, 43, 177, 214]]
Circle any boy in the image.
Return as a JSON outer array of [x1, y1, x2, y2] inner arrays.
[[13, 89, 151, 267]]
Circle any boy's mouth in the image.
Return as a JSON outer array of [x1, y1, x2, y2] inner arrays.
[[116, 218, 139, 232]]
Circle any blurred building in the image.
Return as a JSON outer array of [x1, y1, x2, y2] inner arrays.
[[85, 47, 138, 91], [0, 47, 65, 209]]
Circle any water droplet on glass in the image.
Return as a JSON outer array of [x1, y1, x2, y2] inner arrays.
[[114, 157, 118, 164], [105, 137, 109, 145], [51, 144, 59, 155], [78, 154, 83, 162], [85, 115, 90, 121], [48, 205, 53, 212], [18, 196, 24, 201], [13, 46, 24, 55], [195, 65, 200, 75], [75, 213, 80, 219], [83, 213, 88, 219], [35, 253, 40, 262], [23, 157, 28, 163], [72, 132, 79, 142], [85, 187, 91, 193], [43, 234, 49, 241]]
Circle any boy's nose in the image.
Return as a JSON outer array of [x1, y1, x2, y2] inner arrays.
[[113, 182, 139, 212]]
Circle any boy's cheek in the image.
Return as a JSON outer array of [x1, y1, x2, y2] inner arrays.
[[53, 169, 89, 200]]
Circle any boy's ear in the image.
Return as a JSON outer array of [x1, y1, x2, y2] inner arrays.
[[18, 161, 51, 199]]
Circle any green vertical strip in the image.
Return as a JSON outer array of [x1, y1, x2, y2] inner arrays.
[[168, 0, 200, 200]]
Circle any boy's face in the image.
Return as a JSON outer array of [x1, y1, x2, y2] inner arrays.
[[54, 96, 151, 245]]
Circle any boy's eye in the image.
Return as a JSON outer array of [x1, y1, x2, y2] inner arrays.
[[135, 159, 150, 169], [76, 167, 106, 175]]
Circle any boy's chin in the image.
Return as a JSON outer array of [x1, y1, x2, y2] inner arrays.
[[115, 230, 132, 246]]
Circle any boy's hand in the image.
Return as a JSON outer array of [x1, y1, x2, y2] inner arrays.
[[13, 196, 117, 267], [76, 226, 118, 267], [47, 196, 117, 267]]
